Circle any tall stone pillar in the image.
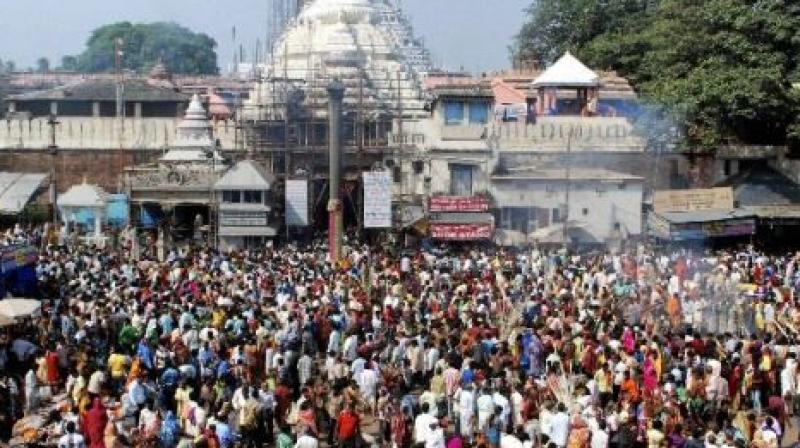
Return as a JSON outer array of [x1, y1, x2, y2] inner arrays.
[[327, 79, 345, 262]]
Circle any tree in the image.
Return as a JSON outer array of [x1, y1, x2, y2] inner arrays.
[[60, 55, 78, 72], [513, 0, 800, 148], [5, 61, 15, 73], [511, 0, 659, 66], [67, 21, 219, 75], [36, 57, 50, 73]]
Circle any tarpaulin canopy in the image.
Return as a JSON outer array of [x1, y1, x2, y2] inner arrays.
[[0, 298, 41, 320]]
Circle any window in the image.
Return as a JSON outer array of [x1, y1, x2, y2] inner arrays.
[[552, 207, 562, 223], [243, 190, 262, 204], [393, 166, 402, 183], [724, 160, 731, 176], [582, 208, 589, 216], [449, 164, 473, 196], [468, 102, 489, 124], [222, 191, 241, 203], [412, 160, 425, 174], [443, 101, 464, 125]]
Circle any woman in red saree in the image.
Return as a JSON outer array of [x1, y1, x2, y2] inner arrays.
[[83, 398, 108, 448]]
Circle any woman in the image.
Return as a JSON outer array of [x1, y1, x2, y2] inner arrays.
[[83, 398, 108, 448], [297, 400, 318, 436], [642, 352, 658, 394]]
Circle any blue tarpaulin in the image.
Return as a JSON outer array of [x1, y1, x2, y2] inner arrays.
[[107, 194, 129, 228], [0, 245, 38, 297], [140, 205, 162, 229]]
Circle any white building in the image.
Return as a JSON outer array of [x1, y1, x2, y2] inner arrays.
[[215, 160, 277, 251], [492, 168, 643, 245]]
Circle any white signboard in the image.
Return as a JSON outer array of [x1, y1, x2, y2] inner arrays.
[[363, 171, 392, 228], [285, 179, 309, 226]]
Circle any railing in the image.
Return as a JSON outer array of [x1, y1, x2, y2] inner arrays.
[[0, 116, 237, 150], [490, 116, 644, 152]]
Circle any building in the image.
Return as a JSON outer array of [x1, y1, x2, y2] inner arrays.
[[394, 51, 647, 245], [492, 168, 643, 245], [215, 159, 277, 250], [125, 94, 227, 247], [5, 75, 189, 119]]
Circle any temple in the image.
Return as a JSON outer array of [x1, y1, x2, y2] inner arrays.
[[244, 0, 429, 120]]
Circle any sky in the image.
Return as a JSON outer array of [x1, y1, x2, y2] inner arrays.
[[1, 0, 531, 74]]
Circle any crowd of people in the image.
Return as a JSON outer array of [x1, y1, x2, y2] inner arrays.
[[0, 227, 799, 448]]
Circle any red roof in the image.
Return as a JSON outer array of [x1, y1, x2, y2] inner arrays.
[[491, 78, 526, 105]]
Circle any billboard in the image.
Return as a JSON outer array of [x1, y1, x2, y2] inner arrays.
[[285, 179, 309, 226], [363, 171, 393, 228], [431, 223, 494, 240], [653, 187, 734, 213], [430, 196, 490, 213]]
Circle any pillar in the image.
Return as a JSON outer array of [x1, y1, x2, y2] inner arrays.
[[92, 102, 100, 117], [8, 102, 16, 113], [94, 209, 102, 237], [50, 101, 58, 116], [327, 79, 345, 262], [134, 102, 142, 118]]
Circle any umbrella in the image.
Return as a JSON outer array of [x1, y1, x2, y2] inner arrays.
[[0, 298, 41, 320]]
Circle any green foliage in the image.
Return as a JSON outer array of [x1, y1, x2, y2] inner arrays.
[[68, 21, 219, 75], [60, 56, 78, 72], [514, 0, 800, 148], [36, 57, 50, 73]]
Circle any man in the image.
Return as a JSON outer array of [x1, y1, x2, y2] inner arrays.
[[591, 420, 609, 448], [548, 403, 569, 448], [58, 421, 86, 448], [414, 403, 438, 445], [239, 387, 261, 448], [425, 420, 445, 448], [336, 402, 361, 448], [456, 383, 476, 442], [295, 427, 319, 448]]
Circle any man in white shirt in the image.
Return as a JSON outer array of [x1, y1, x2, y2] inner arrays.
[[549, 403, 570, 448], [414, 403, 438, 444], [294, 428, 319, 448], [58, 421, 86, 448], [425, 421, 446, 448], [591, 420, 609, 448]]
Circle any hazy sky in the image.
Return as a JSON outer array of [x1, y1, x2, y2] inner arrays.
[[1, 0, 530, 73]]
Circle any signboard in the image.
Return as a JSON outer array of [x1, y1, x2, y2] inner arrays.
[[431, 223, 494, 240], [658, 219, 756, 241], [219, 210, 268, 227], [430, 196, 490, 213], [653, 188, 734, 213], [363, 171, 393, 228], [285, 179, 309, 226]]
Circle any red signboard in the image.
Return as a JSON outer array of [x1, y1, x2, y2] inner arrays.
[[431, 223, 494, 241], [430, 196, 490, 213]]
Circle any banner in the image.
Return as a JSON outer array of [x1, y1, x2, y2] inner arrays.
[[285, 179, 309, 227], [431, 223, 494, 240], [363, 171, 393, 228], [653, 188, 734, 213], [430, 196, 490, 213]]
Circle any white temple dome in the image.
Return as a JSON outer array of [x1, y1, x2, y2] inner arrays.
[[245, 0, 429, 119], [300, 0, 376, 24]]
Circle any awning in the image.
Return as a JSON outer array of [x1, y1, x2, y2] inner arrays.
[[218, 226, 278, 237], [0, 298, 41, 320], [0, 173, 48, 214]]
